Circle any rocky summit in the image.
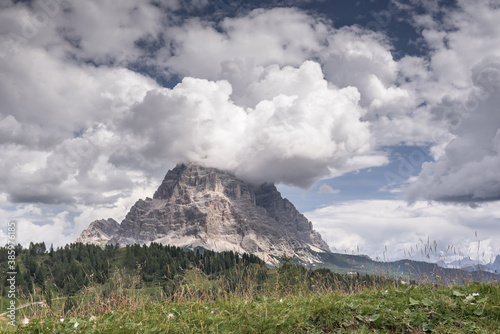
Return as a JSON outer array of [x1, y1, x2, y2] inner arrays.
[[77, 163, 330, 264], [76, 218, 120, 247]]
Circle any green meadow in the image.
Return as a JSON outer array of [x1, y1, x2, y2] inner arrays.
[[1, 243, 499, 333]]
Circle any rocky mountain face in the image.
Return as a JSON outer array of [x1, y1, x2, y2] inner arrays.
[[77, 163, 330, 264], [493, 255, 500, 272], [437, 254, 500, 274], [76, 218, 120, 247]]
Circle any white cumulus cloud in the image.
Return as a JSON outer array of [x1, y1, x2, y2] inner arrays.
[[117, 61, 384, 188]]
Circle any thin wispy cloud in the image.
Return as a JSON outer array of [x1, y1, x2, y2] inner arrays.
[[318, 184, 340, 194]]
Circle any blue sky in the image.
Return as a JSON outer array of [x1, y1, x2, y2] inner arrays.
[[279, 145, 434, 212], [0, 0, 499, 261]]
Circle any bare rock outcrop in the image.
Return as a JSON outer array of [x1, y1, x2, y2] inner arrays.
[[76, 218, 120, 247], [78, 163, 330, 264]]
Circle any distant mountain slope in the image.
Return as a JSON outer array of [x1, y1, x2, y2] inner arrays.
[[76, 218, 120, 247], [310, 251, 499, 283], [437, 255, 500, 274]]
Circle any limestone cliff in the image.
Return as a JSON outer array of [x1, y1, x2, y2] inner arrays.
[[76, 218, 120, 247], [77, 163, 330, 264]]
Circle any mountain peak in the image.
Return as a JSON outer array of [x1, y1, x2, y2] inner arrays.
[[78, 163, 330, 264], [76, 218, 120, 247]]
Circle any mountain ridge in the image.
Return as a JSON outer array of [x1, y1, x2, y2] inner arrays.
[[76, 218, 120, 247], [77, 163, 330, 264]]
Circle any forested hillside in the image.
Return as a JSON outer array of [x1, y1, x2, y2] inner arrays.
[[1, 242, 392, 305]]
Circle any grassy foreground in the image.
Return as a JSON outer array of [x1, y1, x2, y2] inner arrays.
[[7, 282, 500, 333]]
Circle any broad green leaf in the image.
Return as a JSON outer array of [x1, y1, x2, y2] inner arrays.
[[453, 290, 465, 297], [346, 302, 359, 310], [355, 315, 366, 322], [368, 314, 380, 322], [409, 297, 420, 306], [474, 309, 484, 316], [422, 321, 435, 331], [422, 298, 433, 307], [477, 297, 487, 304]]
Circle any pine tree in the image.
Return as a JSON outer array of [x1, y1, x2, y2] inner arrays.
[[35, 265, 45, 286], [26, 276, 33, 294], [15, 264, 25, 293], [38, 242, 46, 255], [28, 242, 36, 256]]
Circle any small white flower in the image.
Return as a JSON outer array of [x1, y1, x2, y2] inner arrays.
[[279, 299, 283, 303], [74, 322, 79, 328], [210, 310, 214, 314], [89, 316, 97, 321], [466, 295, 474, 301], [472, 293, 480, 297], [167, 313, 174, 318], [60, 318, 64, 322], [21, 318, 29, 325]]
